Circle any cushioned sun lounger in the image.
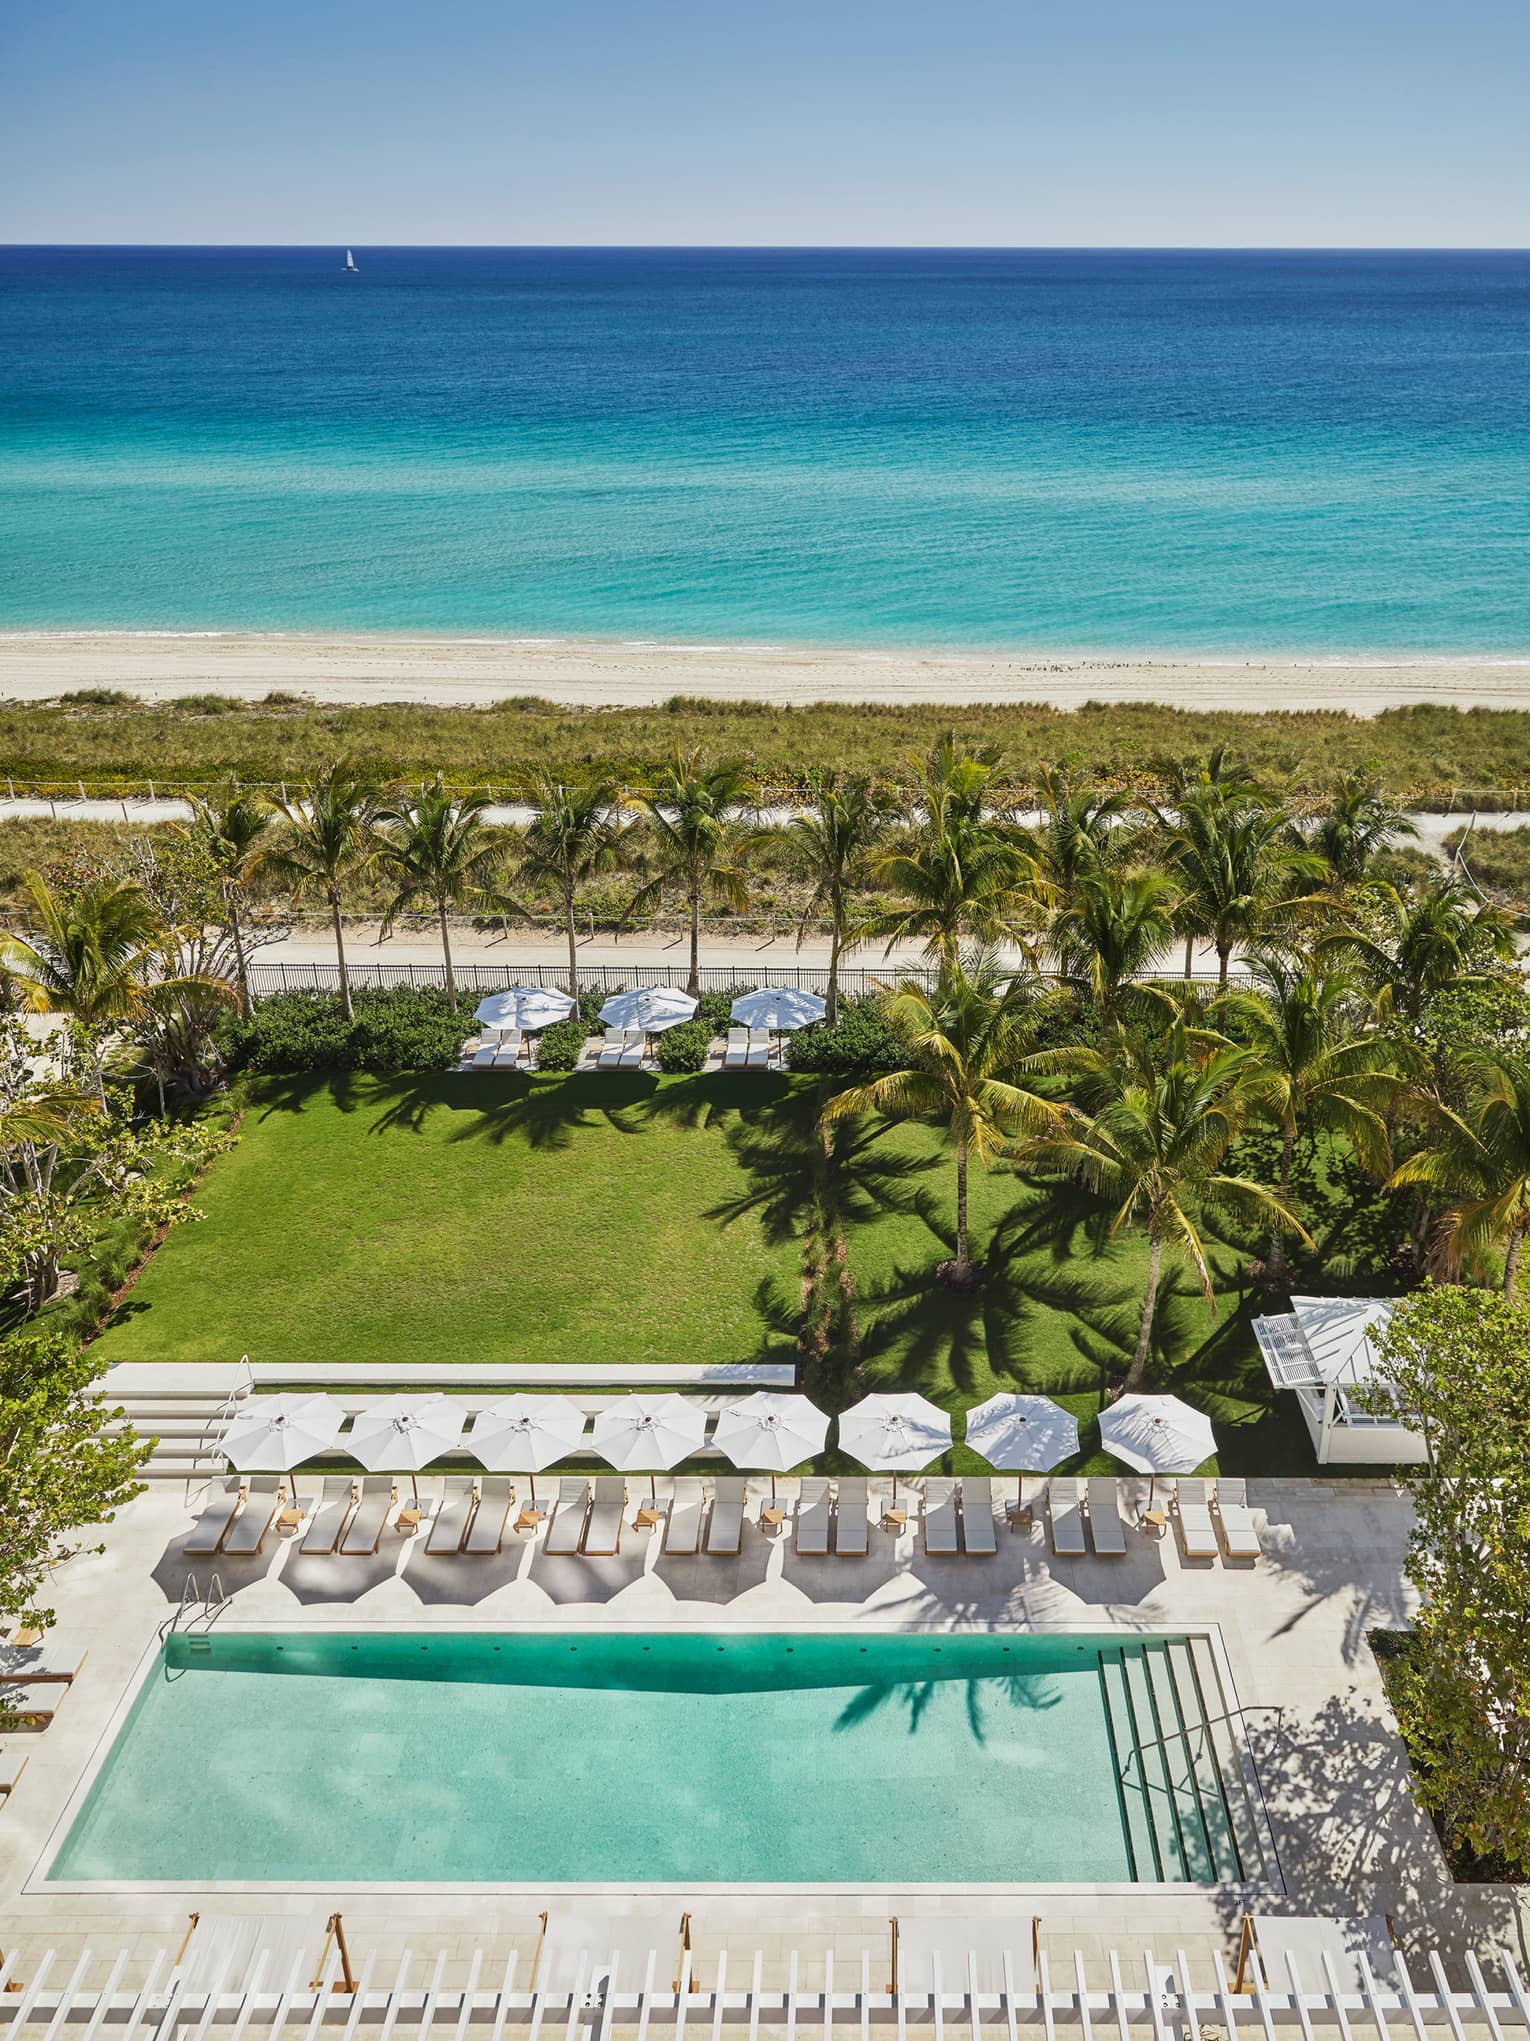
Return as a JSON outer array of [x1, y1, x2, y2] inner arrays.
[[0, 1685, 60, 1730], [1175, 1478, 1220, 1558], [1086, 1478, 1128, 1554], [795, 1476, 832, 1555], [923, 1478, 959, 1554], [619, 1032, 645, 1069], [545, 1478, 591, 1554], [1214, 1477, 1262, 1558], [426, 1478, 477, 1554], [0, 1640, 86, 1685], [664, 1478, 705, 1554], [300, 1477, 356, 1556], [834, 1476, 870, 1556], [184, 1479, 245, 1556], [746, 1031, 771, 1069], [596, 1031, 626, 1070], [492, 1040, 522, 1070], [463, 1475, 512, 1553], [340, 1478, 394, 1555], [1049, 1476, 1087, 1555], [706, 1476, 745, 1554], [472, 1043, 498, 1068], [723, 1027, 749, 1070], [0, 1753, 27, 1796], [582, 1477, 627, 1555], [220, 1477, 284, 1557], [959, 1477, 998, 1553]]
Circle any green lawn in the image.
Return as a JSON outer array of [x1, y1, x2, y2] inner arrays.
[[96, 1071, 1398, 1474]]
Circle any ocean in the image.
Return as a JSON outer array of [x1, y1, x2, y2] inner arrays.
[[2, 245, 1527, 653]]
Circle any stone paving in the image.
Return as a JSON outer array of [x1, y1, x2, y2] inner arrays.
[[1, 1476, 1524, 1982]]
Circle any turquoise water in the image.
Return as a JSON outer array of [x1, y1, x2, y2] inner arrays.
[[3, 247, 1529, 654], [52, 1630, 1144, 1884]]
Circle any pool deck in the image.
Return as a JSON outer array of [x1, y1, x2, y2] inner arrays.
[[1, 1476, 1524, 1981]]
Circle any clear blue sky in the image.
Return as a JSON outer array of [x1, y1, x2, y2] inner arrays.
[[5, 0, 1527, 246]]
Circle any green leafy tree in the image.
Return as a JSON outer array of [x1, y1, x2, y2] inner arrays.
[[1320, 874, 1517, 1025], [1015, 1022, 1309, 1389], [1366, 1284, 1530, 1875], [818, 950, 1061, 1287], [258, 764, 384, 1021], [1050, 866, 1180, 1020], [1391, 1048, 1530, 1295], [628, 748, 760, 995], [1158, 782, 1323, 985], [375, 779, 505, 1011], [0, 871, 166, 1102], [1021, 766, 1136, 904], [181, 780, 277, 1015], [506, 773, 630, 997], [786, 771, 894, 1022], [1307, 770, 1416, 889], [0, 1330, 151, 1637]]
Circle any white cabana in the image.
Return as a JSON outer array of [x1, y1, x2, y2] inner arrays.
[[347, 1395, 465, 1503], [964, 1392, 1079, 1498], [474, 987, 576, 1033], [221, 1393, 344, 1473], [466, 1393, 588, 1504], [597, 987, 698, 1034], [728, 988, 827, 1032], [1098, 1392, 1215, 1502], [591, 1394, 707, 1500], [711, 1391, 829, 1498], [838, 1391, 952, 1497], [1254, 1296, 1426, 1465]]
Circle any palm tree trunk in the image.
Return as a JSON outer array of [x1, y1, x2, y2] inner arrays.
[[1126, 1233, 1165, 1392], [827, 910, 841, 1026], [330, 890, 353, 1021], [1183, 931, 1195, 981], [1217, 940, 1231, 988], [228, 886, 251, 1017], [955, 1138, 970, 1274], [1269, 1125, 1295, 1277], [688, 886, 701, 997], [564, 882, 579, 1000], [437, 897, 458, 1012], [1504, 1224, 1525, 1298]]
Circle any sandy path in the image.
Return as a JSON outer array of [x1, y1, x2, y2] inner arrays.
[[3, 632, 1530, 713]]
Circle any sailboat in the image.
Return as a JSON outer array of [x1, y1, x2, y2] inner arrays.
[[344, 248, 358, 273]]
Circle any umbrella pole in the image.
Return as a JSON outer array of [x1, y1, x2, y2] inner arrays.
[[1147, 1473, 1156, 1509], [650, 1474, 657, 1503]]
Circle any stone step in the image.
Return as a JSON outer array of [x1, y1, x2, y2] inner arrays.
[[1186, 1634, 1268, 1882], [1097, 1652, 1160, 1880], [1141, 1640, 1216, 1882], [1119, 1645, 1188, 1879], [1163, 1638, 1243, 1882]]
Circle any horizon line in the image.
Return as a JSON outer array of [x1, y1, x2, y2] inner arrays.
[[5, 240, 1530, 255]]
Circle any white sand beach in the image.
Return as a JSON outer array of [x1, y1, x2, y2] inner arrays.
[[2, 631, 1530, 714]]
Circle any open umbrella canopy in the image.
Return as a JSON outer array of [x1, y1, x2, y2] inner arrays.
[[711, 1391, 829, 1473], [465, 1394, 589, 1472], [220, 1393, 344, 1472], [591, 1394, 707, 1472], [837, 1392, 952, 1472], [964, 1393, 1080, 1473], [597, 986, 698, 1034], [728, 988, 827, 1033], [474, 987, 576, 1033], [1097, 1394, 1216, 1474], [346, 1395, 465, 1472]]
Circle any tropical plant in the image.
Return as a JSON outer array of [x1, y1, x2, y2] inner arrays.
[[1050, 866, 1180, 1019], [1014, 1022, 1309, 1389], [180, 780, 277, 1014], [1021, 767, 1135, 904], [1307, 770, 1416, 889], [505, 773, 629, 997], [1157, 780, 1323, 985], [627, 749, 760, 994], [1390, 1048, 1530, 1295], [256, 764, 384, 1021], [375, 779, 505, 1011], [1319, 874, 1517, 1024], [786, 771, 894, 1022], [818, 950, 1062, 1287]]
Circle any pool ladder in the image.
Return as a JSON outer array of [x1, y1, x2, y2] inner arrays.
[[167, 1571, 228, 1643]]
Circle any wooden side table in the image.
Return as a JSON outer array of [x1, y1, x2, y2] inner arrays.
[[277, 1506, 304, 1534], [760, 1505, 787, 1534], [1139, 1508, 1168, 1538], [515, 1508, 543, 1534], [396, 1506, 424, 1535], [882, 1506, 908, 1532], [634, 1505, 662, 1530]]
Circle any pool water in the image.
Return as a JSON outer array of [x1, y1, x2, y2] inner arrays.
[[50, 1631, 1232, 1885]]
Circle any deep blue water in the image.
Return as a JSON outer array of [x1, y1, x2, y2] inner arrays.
[[2, 245, 1528, 652]]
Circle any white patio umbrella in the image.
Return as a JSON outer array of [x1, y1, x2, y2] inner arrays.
[[221, 1393, 344, 1479], [592, 1394, 708, 1502], [711, 1391, 830, 1499], [597, 986, 698, 1034], [466, 1394, 589, 1505], [964, 1393, 1080, 1501], [1097, 1393, 1217, 1504], [729, 988, 827, 1033], [837, 1391, 953, 1499], [347, 1394, 466, 1504], [474, 987, 576, 1033]]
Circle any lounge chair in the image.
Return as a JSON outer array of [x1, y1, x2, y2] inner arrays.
[[664, 1478, 706, 1554], [1086, 1479, 1128, 1555], [707, 1476, 746, 1554], [959, 1477, 998, 1554], [491, 1030, 524, 1070], [0, 1754, 27, 1797], [596, 1031, 626, 1070], [464, 1475, 514, 1554], [426, 1478, 478, 1554], [722, 1027, 749, 1071], [184, 1478, 245, 1556], [339, 1477, 395, 1555], [834, 1476, 870, 1556], [0, 1685, 61, 1731], [796, 1476, 832, 1556], [0, 1640, 86, 1685], [544, 1478, 591, 1554], [299, 1476, 356, 1556], [220, 1477, 284, 1557], [746, 1030, 771, 1069], [922, 1478, 960, 1555], [582, 1476, 627, 1555], [1049, 1476, 1087, 1555], [1215, 1478, 1262, 1559], [471, 1043, 497, 1068], [618, 1031, 645, 1069], [1175, 1478, 1220, 1559]]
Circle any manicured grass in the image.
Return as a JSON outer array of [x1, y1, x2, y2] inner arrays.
[[96, 1072, 1397, 1473]]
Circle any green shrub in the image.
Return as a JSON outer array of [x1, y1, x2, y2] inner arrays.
[[219, 987, 469, 1075], [535, 1018, 587, 1071], [654, 1019, 715, 1074], [785, 996, 906, 1075]]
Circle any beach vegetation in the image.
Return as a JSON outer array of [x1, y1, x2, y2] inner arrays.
[[255, 764, 384, 1020]]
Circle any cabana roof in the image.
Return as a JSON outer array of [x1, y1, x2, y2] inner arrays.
[[1253, 1296, 1396, 1392]]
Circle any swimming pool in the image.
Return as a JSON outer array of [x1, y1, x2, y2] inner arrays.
[[49, 1630, 1263, 1886]]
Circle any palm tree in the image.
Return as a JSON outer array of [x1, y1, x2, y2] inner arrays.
[[1391, 1049, 1530, 1296], [818, 950, 1062, 1287], [0, 872, 166, 1102], [375, 779, 505, 1011], [1022, 767, 1135, 905], [1213, 949, 1397, 1276], [1318, 874, 1516, 1024], [1158, 786, 1324, 986], [256, 764, 384, 1021], [1014, 1023, 1309, 1389], [628, 748, 760, 995], [786, 771, 894, 1022], [181, 779, 275, 1015], [1307, 770, 1416, 889], [505, 773, 630, 999], [1050, 866, 1179, 1019], [863, 733, 1034, 961]]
